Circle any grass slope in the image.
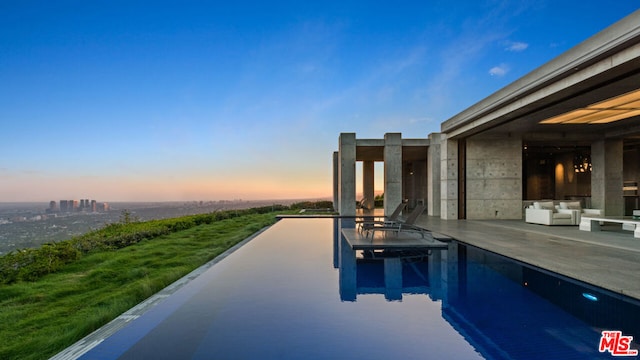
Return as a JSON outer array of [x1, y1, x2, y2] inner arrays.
[[0, 212, 279, 360]]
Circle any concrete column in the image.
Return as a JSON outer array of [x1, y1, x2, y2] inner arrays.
[[428, 133, 442, 217], [338, 133, 357, 216], [363, 161, 375, 210], [384, 133, 403, 215], [440, 136, 458, 220], [591, 139, 624, 216], [333, 151, 339, 211]]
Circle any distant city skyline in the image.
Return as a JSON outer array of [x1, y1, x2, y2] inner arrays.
[[1, 2, 638, 202], [49, 199, 109, 213]]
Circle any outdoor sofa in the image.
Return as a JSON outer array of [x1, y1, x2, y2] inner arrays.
[[525, 201, 603, 226]]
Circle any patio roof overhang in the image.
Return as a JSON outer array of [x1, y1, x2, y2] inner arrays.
[[441, 9, 640, 144]]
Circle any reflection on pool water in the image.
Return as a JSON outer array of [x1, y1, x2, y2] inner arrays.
[[80, 218, 640, 359]]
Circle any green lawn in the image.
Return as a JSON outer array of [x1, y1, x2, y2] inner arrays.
[[0, 212, 280, 360]]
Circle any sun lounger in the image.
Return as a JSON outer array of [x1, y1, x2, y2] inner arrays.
[[358, 197, 371, 210], [356, 202, 407, 232], [364, 204, 426, 238]]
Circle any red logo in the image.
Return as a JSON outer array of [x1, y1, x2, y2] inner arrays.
[[599, 331, 638, 356]]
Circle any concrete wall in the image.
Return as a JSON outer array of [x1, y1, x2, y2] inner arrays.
[[428, 133, 441, 217], [466, 135, 523, 219]]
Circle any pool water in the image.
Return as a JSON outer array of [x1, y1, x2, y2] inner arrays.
[[79, 218, 639, 359]]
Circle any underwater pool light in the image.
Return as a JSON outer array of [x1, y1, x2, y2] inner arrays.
[[582, 292, 599, 301]]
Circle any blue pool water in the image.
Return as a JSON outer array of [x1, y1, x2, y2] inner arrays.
[[79, 218, 639, 359]]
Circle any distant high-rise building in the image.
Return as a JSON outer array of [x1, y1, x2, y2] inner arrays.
[[60, 200, 68, 212], [46, 200, 58, 214], [55, 198, 105, 212]]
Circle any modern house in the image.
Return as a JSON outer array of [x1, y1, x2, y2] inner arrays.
[[334, 9, 640, 221]]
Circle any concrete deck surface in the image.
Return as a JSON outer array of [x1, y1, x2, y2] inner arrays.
[[413, 215, 640, 301]]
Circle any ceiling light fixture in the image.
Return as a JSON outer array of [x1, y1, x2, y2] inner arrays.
[[540, 88, 640, 125]]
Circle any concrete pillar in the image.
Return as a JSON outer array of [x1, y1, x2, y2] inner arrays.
[[363, 161, 375, 210], [440, 136, 458, 220], [338, 133, 357, 216], [591, 139, 624, 216], [384, 133, 403, 215], [333, 151, 339, 211], [428, 133, 442, 217]]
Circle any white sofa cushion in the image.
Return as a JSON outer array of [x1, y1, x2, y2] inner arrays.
[[559, 201, 582, 210], [533, 201, 555, 211]]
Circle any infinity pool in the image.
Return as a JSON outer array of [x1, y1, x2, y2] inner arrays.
[[78, 218, 639, 359]]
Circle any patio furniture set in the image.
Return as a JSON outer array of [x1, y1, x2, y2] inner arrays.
[[525, 201, 602, 226], [526, 201, 640, 238]]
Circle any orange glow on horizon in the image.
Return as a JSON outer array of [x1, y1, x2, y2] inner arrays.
[[0, 172, 332, 202]]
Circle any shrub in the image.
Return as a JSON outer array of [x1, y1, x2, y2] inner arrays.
[[0, 205, 291, 285], [289, 200, 333, 210]]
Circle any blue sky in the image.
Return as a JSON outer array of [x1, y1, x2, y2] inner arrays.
[[1, 1, 638, 202]]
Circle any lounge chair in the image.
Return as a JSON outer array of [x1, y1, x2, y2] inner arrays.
[[357, 197, 371, 210], [364, 204, 426, 238], [356, 202, 407, 232]]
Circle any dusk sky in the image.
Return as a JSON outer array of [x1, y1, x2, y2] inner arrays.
[[1, 1, 638, 202]]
